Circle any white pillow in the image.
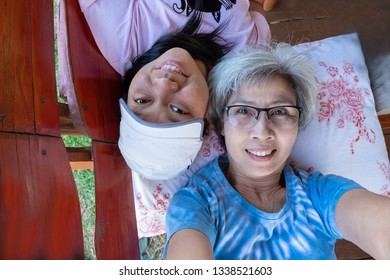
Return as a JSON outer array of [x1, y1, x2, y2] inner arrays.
[[289, 33, 390, 196]]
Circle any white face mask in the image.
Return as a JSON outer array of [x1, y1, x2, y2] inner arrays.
[[118, 99, 204, 180]]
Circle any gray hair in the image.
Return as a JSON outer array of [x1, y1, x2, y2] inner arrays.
[[208, 43, 317, 145]]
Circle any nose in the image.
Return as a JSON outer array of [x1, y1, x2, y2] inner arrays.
[[249, 112, 274, 140], [152, 76, 180, 95]]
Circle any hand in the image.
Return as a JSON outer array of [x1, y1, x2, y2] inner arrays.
[[251, 0, 278, 11]]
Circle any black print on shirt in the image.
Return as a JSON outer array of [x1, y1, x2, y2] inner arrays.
[[172, 0, 237, 23]]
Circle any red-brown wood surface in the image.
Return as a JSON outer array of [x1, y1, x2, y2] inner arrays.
[[63, 0, 123, 143], [1, 1, 34, 133], [0, 0, 84, 259], [251, 0, 390, 61], [379, 114, 390, 133], [93, 142, 140, 260], [61, 0, 140, 259], [0, 0, 60, 136], [0, 133, 84, 259]]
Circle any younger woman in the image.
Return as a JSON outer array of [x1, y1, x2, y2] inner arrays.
[[76, 0, 273, 239]]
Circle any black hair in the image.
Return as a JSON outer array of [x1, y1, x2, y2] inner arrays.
[[122, 10, 233, 100]]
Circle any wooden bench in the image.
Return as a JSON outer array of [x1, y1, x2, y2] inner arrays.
[[0, 0, 139, 260], [58, 0, 140, 259], [0, 0, 84, 259]]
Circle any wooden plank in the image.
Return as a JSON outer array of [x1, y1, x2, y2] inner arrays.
[[0, 0, 60, 136], [58, 102, 80, 135], [93, 142, 140, 260], [0, 0, 34, 133], [379, 114, 390, 133], [384, 134, 390, 159], [62, 0, 123, 143], [0, 0, 85, 259], [0, 133, 84, 259], [251, 0, 390, 61], [66, 146, 94, 170], [66, 147, 92, 162], [32, 0, 61, 136], [61, 0, 140, 260], [70, 161, 94, 170]]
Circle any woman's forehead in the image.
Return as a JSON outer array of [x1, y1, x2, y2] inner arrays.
[[229, 76, 297, 105]]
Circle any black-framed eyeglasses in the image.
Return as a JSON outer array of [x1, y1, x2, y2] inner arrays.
[[223, 105, 303, 128]]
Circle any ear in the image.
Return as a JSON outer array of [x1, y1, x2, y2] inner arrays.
[[220, 115, 227, 136]]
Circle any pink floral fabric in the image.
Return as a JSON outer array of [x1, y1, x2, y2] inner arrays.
[[316, 60, 376, 154], [289, 33, 389, 197]]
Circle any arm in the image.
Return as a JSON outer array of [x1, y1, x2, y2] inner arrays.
[[164, 183, 217, 260], [79, 0, 135, 75], [165, 229, 214, 260], [335, 188, 390, 259]]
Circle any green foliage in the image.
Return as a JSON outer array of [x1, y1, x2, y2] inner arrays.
[[74, 169, 96, 260], [62, 135, 96, 259], [142, 235, 166, 260], [62, 135, 92, 147]]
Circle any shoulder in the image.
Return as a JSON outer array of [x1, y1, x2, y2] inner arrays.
[[184, 157, 223, 195], [173, 157, 224, 202], [286, 165, 364, 201], [188, 155, 233, 193]]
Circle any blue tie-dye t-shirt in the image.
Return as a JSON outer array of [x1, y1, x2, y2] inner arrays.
[[164, 156, 363, 260]]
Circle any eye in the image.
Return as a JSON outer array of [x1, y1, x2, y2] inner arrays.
[[236, 107, 250, 115], [232, 106, 256, 117], [133, 98, 150, 104], [170, 105, 187, 115], [231, 106, 253, 115], [269, 107, 289, 117]]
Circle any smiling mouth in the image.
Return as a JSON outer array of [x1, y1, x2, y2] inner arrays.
[[160, 63, 188, 77], [246, 149, 275, 157]]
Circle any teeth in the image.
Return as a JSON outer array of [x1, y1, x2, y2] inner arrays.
[[248, 150, 272, 157], [162, 64, 182, 73]]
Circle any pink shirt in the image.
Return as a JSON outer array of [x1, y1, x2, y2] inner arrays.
[[80, 0, 271, 75]]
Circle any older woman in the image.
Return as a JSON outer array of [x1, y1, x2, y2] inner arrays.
[[163, 44, 390, 259]]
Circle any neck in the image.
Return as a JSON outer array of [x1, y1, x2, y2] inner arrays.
[[224, 166, 286, 213]]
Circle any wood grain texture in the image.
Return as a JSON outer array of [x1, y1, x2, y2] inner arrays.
[[0, 0, 84, 259], [63, 0, 123, 143], [93, 142, 140, 260], [0, 133, 84, 259], [0, 0, 60, 136]]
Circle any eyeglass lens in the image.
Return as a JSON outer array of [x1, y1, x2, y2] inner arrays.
[[226, 105, 300, 127]]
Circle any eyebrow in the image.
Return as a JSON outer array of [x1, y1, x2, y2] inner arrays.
[[230, 98, 296, 107]]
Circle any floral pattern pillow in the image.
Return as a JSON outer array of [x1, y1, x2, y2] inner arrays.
[[289, 33, 390, 196]]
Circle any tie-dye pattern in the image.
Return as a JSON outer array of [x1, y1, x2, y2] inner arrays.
[[164, 156, 363, 259]]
